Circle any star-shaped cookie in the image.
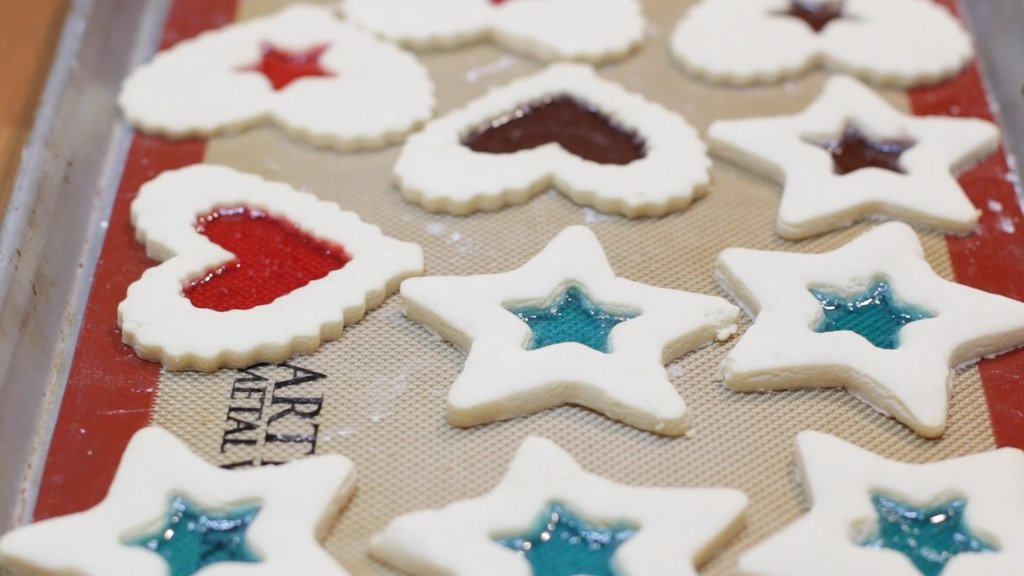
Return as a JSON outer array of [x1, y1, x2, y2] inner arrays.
[[118, 4, 435, 150], [708, 75, 998, 239], [0, 427, 356, 576], [371, 436, 748, 576], [739, 431, 1024, 576], [715, 222, 1024, 437], [671, 0, 973, 86], [401, 225, 739, 436]]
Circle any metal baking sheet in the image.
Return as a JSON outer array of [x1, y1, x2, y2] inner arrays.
[[1, 1, 1023, 574]]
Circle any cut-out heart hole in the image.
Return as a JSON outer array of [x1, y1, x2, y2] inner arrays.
[[807, 124, 915, 175], [462, 95, 646, 165], [780, 0, 845, 32], [185, 206, 351, 312], [242, 42, 334, 91]]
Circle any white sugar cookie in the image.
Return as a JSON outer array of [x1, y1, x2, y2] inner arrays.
[[118, 164, 424, 372], [339, 0, 645, 63], [0, 427, 356, 576], [395, 63, 711, 218], [118, 4, 435, 150], [715, 222, 1024, 437], [739, 431, 1024, 576], [400, 225, 738, 436], [672, 0, 973, 87], [372, 436, 748, 576], [708, 75, 997, 239]]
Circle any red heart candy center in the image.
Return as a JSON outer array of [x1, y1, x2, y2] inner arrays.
[[184, 207, 351, 312], [462, 95, 646, 165], [243, 42, 334, 91]]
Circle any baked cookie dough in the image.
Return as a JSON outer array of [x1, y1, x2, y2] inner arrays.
[[339, 0, 645, 63], [715, 222, 1024, 437], [739, 431, 1024, 576], [372, 436, 748, 576], [400, 225, 738, 436], [708, 75, 998, 239], [395, 63, 711, 218], [0, 427, 357, 576], [118, 164, 424, 372], [118, 4, 435, 150], [671, 0, 973, 86]]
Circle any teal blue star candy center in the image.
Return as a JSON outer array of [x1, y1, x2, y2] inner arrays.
[[496, 502, 637, 576], [125, 495, 261, 576], [507, 285, 639, 353], [858, 494, 996, 576], [810, 280, 934, 349]]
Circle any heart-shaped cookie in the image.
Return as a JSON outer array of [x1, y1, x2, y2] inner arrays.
[[118, 164, 424, 372], [118, 4, 435, 150], [339, 0, 645, 63], [394, 63, 710, 217], [671, 0, 973, 86]]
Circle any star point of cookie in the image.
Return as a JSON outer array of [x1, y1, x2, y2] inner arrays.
[[0, 427, 356, 576], [400, 225, 739, 436], [118, 164, 424, 372], [395, 63, 711, 218], [715, 221, 1024, 437], [708, 75, 998, 239], [738, 431, 1024, 576], [671, 0, 973, 86], [371, 436, 748, 576], [118, 4, 435, 150]]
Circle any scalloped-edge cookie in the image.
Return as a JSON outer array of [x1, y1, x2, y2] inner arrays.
[[118, 164, 424, 372], [708, 75, 998, 239], [0, 426, 357, 576], [739, 431, 1024, 576], [339, 0, 645, 64], [394, 63, 711, 218], [400, 225, 739, 436], [671, 0, 973, 87], [715, 222, 1024, 437], [371, 436, 748, 576], [118, 4, 435, 150]]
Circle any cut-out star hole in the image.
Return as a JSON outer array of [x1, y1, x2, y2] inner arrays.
[[462, 95, 647, 166], [507, 285, 639, 353], [809, 280, 934, 349], [242, 42, 333, 91], [125, 496, 261, 576], [184, 206, 351, 312], [779, 0, 846, 32], [496, 502, 637, 576], [858, 494, 996, 576], [809, 124, 916, 176]]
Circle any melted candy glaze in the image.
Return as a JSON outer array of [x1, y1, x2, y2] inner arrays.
[[858, 494, 996, 576], [243, 42, 333, 91], [816, 124, 916, 175], [184, 206, 351, 312], [126, 496, 261, 576], [507, 285, 638, 353], [783, 0, 845, 32], [810, 280, 933, 349], [497, 502, 637, 576], [463, 95, 646, 165]]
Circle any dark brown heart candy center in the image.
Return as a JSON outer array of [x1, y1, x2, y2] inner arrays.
[[461, 96, 646, 166]]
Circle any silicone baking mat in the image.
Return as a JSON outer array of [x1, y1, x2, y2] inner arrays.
[[30, 0, 1024, 574]]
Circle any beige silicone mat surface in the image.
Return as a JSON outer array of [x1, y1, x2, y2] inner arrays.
[[150, 0, 996, 574]]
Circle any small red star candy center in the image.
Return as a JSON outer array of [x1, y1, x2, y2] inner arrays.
[[243, 42, 334, 91], [816, 124, 915, 175]]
